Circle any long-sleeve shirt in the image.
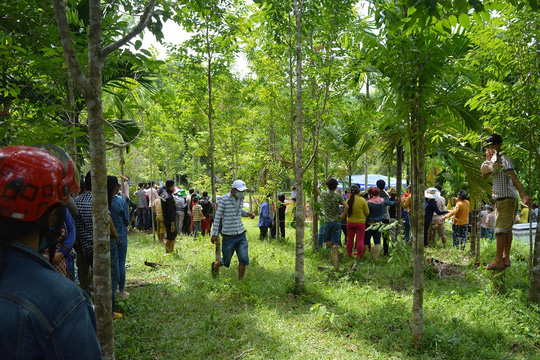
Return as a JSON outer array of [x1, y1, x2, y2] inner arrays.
[[446, 199, 469, 225], [110, 195, 129, 240], [61, 210, 76, 254], [425, 199, 448, 228], [347, 195, 370, 223], [258, 201, 273, 227], [366, 197, 398, 224], [211, 193, 248, 236]]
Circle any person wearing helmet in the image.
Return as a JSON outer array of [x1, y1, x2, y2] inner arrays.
[[0, 145, 101, 358]]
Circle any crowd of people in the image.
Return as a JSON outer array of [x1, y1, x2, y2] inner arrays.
[[0, 132, 537, 357]]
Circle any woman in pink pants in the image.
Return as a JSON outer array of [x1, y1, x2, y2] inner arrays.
[[346, 184, 370, 258]]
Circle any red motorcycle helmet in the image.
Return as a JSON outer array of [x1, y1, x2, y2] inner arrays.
[[0, 145, 79, 222]]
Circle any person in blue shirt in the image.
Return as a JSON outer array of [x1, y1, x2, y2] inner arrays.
[[0, 145, 101, 359], [258, 195, 274, 240], [109, 176, 130, 299]]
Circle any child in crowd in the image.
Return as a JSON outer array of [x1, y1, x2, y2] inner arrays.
[[192, 197, 205, 240]]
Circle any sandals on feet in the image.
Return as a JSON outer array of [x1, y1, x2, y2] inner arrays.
[[486, 263, 505, 271]]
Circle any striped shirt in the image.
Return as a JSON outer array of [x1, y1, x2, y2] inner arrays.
[[490, 154, 519, 200], [193, 204, 203, 222], [211, 193, 248, 236]]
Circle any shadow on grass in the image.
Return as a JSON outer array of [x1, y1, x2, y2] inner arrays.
[[114, 231, 538, 359]]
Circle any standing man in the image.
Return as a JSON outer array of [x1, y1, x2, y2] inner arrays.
[[211, 180, 256, 280], [481, 133, 532, 270], [428, 184, 448, 248], [258, 195, 274, 240], [315, 178, 349, 269], [109, 176, 130, 299], [162, 179, 177, 254], [74, 171, 94, 267], [135, 182, 148, 231]]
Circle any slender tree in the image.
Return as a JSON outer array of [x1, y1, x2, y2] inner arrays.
[[51, 0, 155, 357]]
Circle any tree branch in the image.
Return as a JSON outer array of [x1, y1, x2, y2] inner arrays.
[[51, 0, 90, 95], [101, 0, 156, 58]]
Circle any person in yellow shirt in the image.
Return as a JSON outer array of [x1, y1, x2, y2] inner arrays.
[[519, 204, 529, 224], [444, 190, 470, 250], [346, 184, 370, 258]]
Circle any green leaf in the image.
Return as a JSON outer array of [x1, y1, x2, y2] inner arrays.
[[448, 15, 458, 27], [458, 13, 470, 29], [134, 40, 142, 50]]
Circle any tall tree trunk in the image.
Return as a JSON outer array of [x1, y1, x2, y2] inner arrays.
[[410, 113, 425, 347], [206, 25, 217, 244], [288, 13, 296, 171], [312, 154, 319, 249], [270, 112, 280, 239], [396, 141, 403, 233], [293, 0, 305, 292], [52, 1, 155, 357], [325, 155, 329, 179], [119, 148, 125, 195]]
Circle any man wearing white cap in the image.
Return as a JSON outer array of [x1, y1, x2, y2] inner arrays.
[[211, 180, 256, 280]]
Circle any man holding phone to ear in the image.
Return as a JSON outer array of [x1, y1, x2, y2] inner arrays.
[[481, 133, 532, 270]]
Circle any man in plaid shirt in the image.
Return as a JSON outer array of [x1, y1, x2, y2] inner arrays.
[[74, 172, 94, 265], [481, 134, 532, 270]]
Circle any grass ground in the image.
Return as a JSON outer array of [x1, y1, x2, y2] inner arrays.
[[113, 219, 540, 359]]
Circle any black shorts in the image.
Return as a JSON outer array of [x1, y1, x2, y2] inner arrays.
[[164, 221, 177, 240]]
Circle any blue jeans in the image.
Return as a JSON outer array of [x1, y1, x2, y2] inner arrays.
[[221, 233, 249, 267], [117, 236, 128, 292], [110, 237, 119, 312], [487, 229, 494, 242], [193, 221, 202, 239], [480, 226, 487, 238], [320, 221, 342, 246]]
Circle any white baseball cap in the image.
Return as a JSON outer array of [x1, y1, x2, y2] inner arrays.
[[232, 180, 248, 191]]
